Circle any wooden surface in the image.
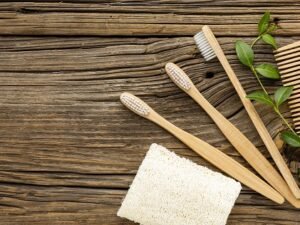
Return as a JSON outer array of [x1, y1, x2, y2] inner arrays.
[[0, 1, 299, 224]]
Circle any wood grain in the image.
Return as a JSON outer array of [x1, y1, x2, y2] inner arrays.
[[0, 1, 298, 36], [0, 184, 299, 225], [0, 1, 299, 224]]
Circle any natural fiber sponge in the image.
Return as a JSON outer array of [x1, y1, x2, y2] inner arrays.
[[117, 143, 242, 225]]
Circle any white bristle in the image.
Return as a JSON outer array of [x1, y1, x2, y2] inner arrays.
[[120, 93, 150, 117], [194, 31, 216, 61], [165, 63, 192, 91]]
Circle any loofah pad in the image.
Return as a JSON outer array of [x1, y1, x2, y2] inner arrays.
[[117, 143, 242, 225]]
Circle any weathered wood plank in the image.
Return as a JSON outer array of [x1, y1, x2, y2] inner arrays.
[[0, 36, 289, 174], [0, 2, 299, 36], [0, 184, 298, 225]]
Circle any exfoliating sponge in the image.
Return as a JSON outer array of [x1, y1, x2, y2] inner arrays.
[[117, 143, 242, 225]]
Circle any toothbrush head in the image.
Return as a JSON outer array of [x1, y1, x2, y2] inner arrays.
[[165, 63, 192, 91], [194, 26, 216, 61], [120, 92, 151, 117]]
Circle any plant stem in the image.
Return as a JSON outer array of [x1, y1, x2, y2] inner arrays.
[[251, 36, 262, 48], [274, 107, 297, 135], [251, 25, 276, 48], [250, 66, 269, 95], [247, 22, 298, 138], [250, 64, 298, 135]]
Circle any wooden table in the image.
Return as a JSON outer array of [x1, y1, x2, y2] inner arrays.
[[0, 1, 299, 224]]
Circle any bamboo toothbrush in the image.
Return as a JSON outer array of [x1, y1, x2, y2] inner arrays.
[[165, 62, 300, 203], [193, 25, 300, 206], [120, 92, 284, 204], [275, 41, 300, 135]]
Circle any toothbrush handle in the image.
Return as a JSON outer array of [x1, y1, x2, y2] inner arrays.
[[148, 111, 284, 204], [203, 25, 300, 201], [190, 87, 299, 196]]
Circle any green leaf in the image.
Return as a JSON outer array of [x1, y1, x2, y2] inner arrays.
[[246, 90, 274, 107], [268, 23, 278, 32], [274, 86, 293, 107], [262, 34, 277, 49], [281, 131, 300, 147], [235, 41, 254, 67], [255, 63, 280, 79], [258, 11, 270, 34]]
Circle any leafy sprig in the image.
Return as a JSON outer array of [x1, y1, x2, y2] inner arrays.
[[235, 11, 300, 148], [252, 11, 278, 48]]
